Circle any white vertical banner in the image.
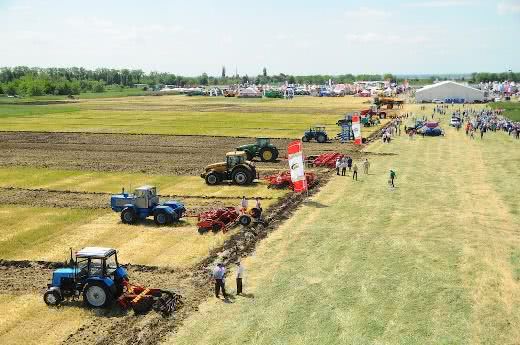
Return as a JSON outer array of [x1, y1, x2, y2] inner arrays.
[[352, 113, 362, 145]]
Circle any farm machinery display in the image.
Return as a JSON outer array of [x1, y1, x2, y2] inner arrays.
[[308, 152, 345, 168], [264, 171, 316, 190], [302, 125, 329, 143], [111, 185, 185, 225], [201, 151, 258, 186], [43, 247, 181, 316], [236, 137, 279, 162], [196, 207, 262, 233]]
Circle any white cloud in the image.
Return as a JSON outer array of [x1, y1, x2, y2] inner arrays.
[[403, 0, 475, 8], [345, 6, 390, 18], [497, 1, 520, 14]]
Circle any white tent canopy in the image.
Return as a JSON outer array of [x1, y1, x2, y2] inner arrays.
[[416, 81, 485, 103]]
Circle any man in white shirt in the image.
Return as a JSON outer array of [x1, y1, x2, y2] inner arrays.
[[240, 196, 248, 210], [212, 263, 227, 298], [236, 261, 244, 295]]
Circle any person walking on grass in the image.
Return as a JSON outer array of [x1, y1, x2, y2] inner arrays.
[[213, 263, 227, 299], [352, 164, 358, 181], [240, 196, 248, 211], [389, 170, 396, 188], [335, 158, 340, 175], [363, 158, 370, 174], [236, 261, 244, 295]]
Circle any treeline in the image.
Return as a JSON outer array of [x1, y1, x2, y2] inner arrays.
[[0, 66, 394, 97], [471, 72, 520, 83], [1, 66, 518, 97]]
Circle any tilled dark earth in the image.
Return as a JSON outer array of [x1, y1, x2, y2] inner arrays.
[[0, 131, 369, 175]]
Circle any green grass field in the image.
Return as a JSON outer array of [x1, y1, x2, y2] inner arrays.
[[168, 113, 520, 345], [0, 95, 380, 137], [490, 101, 520, 121]]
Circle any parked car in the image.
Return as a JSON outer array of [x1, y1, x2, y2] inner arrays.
[[432, 99, 444, 104]]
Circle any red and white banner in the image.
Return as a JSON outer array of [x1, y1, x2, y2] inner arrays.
[[287, 140, 307, 193], [352, 114, 362, 145]]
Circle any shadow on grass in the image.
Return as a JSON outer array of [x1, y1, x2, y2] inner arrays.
[[302, 200, 328, 208]]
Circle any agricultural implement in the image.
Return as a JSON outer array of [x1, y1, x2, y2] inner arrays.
[[309, 152, 345, 168], [236, 137, 279, 162], [43, 247, 181, 316], [111, 185, 185, 226], [201, 151, 258, 186], [264, 171, 316, 190], [196, 207, 261, 233]]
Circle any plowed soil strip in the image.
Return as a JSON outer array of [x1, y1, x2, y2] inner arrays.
[[0, 131, 367, 175]]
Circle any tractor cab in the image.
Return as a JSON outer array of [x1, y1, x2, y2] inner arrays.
[[226, 151, 247, 168], [44, 247, 128, 308], [256, 137, 270, 147], [134, 185, 159, 209]]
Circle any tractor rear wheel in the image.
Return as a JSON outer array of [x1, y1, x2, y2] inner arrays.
[[205, 172, 220, 185], [238, 215, 251, 226], [83, 282, 112, 308], [317, 134, 327, 143], [260, 147, 278, 162], [232, 168, 252, 185], [43, 289, 61, 306], [121, 208, 137, 224], [154, 212, 170, 226]]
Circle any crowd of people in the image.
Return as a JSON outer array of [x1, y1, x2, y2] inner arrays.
[[452, 107, 520, 139], [335, 156, 370, 180]]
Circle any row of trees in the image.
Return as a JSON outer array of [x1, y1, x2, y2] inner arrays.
[[471, 72, 520, 83], [0, 66, 395, 96], [1, 66, 517, 97]]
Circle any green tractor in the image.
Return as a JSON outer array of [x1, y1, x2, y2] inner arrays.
[[236, 137, 279, 162]]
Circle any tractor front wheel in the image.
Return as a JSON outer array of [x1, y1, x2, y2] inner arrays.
[[121, 208, 137, 224], [205, 172, 220, 185], [43, 289, 61, 306], [302, 136, 309, 142], [83, 282, 112, 308]]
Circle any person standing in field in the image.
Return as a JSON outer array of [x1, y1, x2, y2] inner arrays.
[[347, 156, 353, 172], [341, 158, 347, 176], [236, 261, 244, 295], [363, 158, 370, 174], [352, 164, 358, 181], [389, 170, 396, 188], [335, 158, 340, 175], [213, 263, 227, 299], [240, 196, 248, 210]]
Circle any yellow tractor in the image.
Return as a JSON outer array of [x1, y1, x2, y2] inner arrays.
[[201, 151, 257, 186]]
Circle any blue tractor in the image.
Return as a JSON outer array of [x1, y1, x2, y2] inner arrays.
[[111, 185, 185, 226], [44, 247, 181, 314], [302, 125, 329, 143], [44, 247, 128, 308]]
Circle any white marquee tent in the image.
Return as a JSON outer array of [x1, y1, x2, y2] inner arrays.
[[415, 81, 485, 103]]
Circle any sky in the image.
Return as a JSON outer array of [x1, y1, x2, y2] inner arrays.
[[1, 0, 519, 76]]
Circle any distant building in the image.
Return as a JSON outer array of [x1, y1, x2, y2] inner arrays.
[[415, 81, 485, 103]]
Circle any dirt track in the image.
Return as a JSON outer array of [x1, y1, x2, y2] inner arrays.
[[0, 131, 366, 175]]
